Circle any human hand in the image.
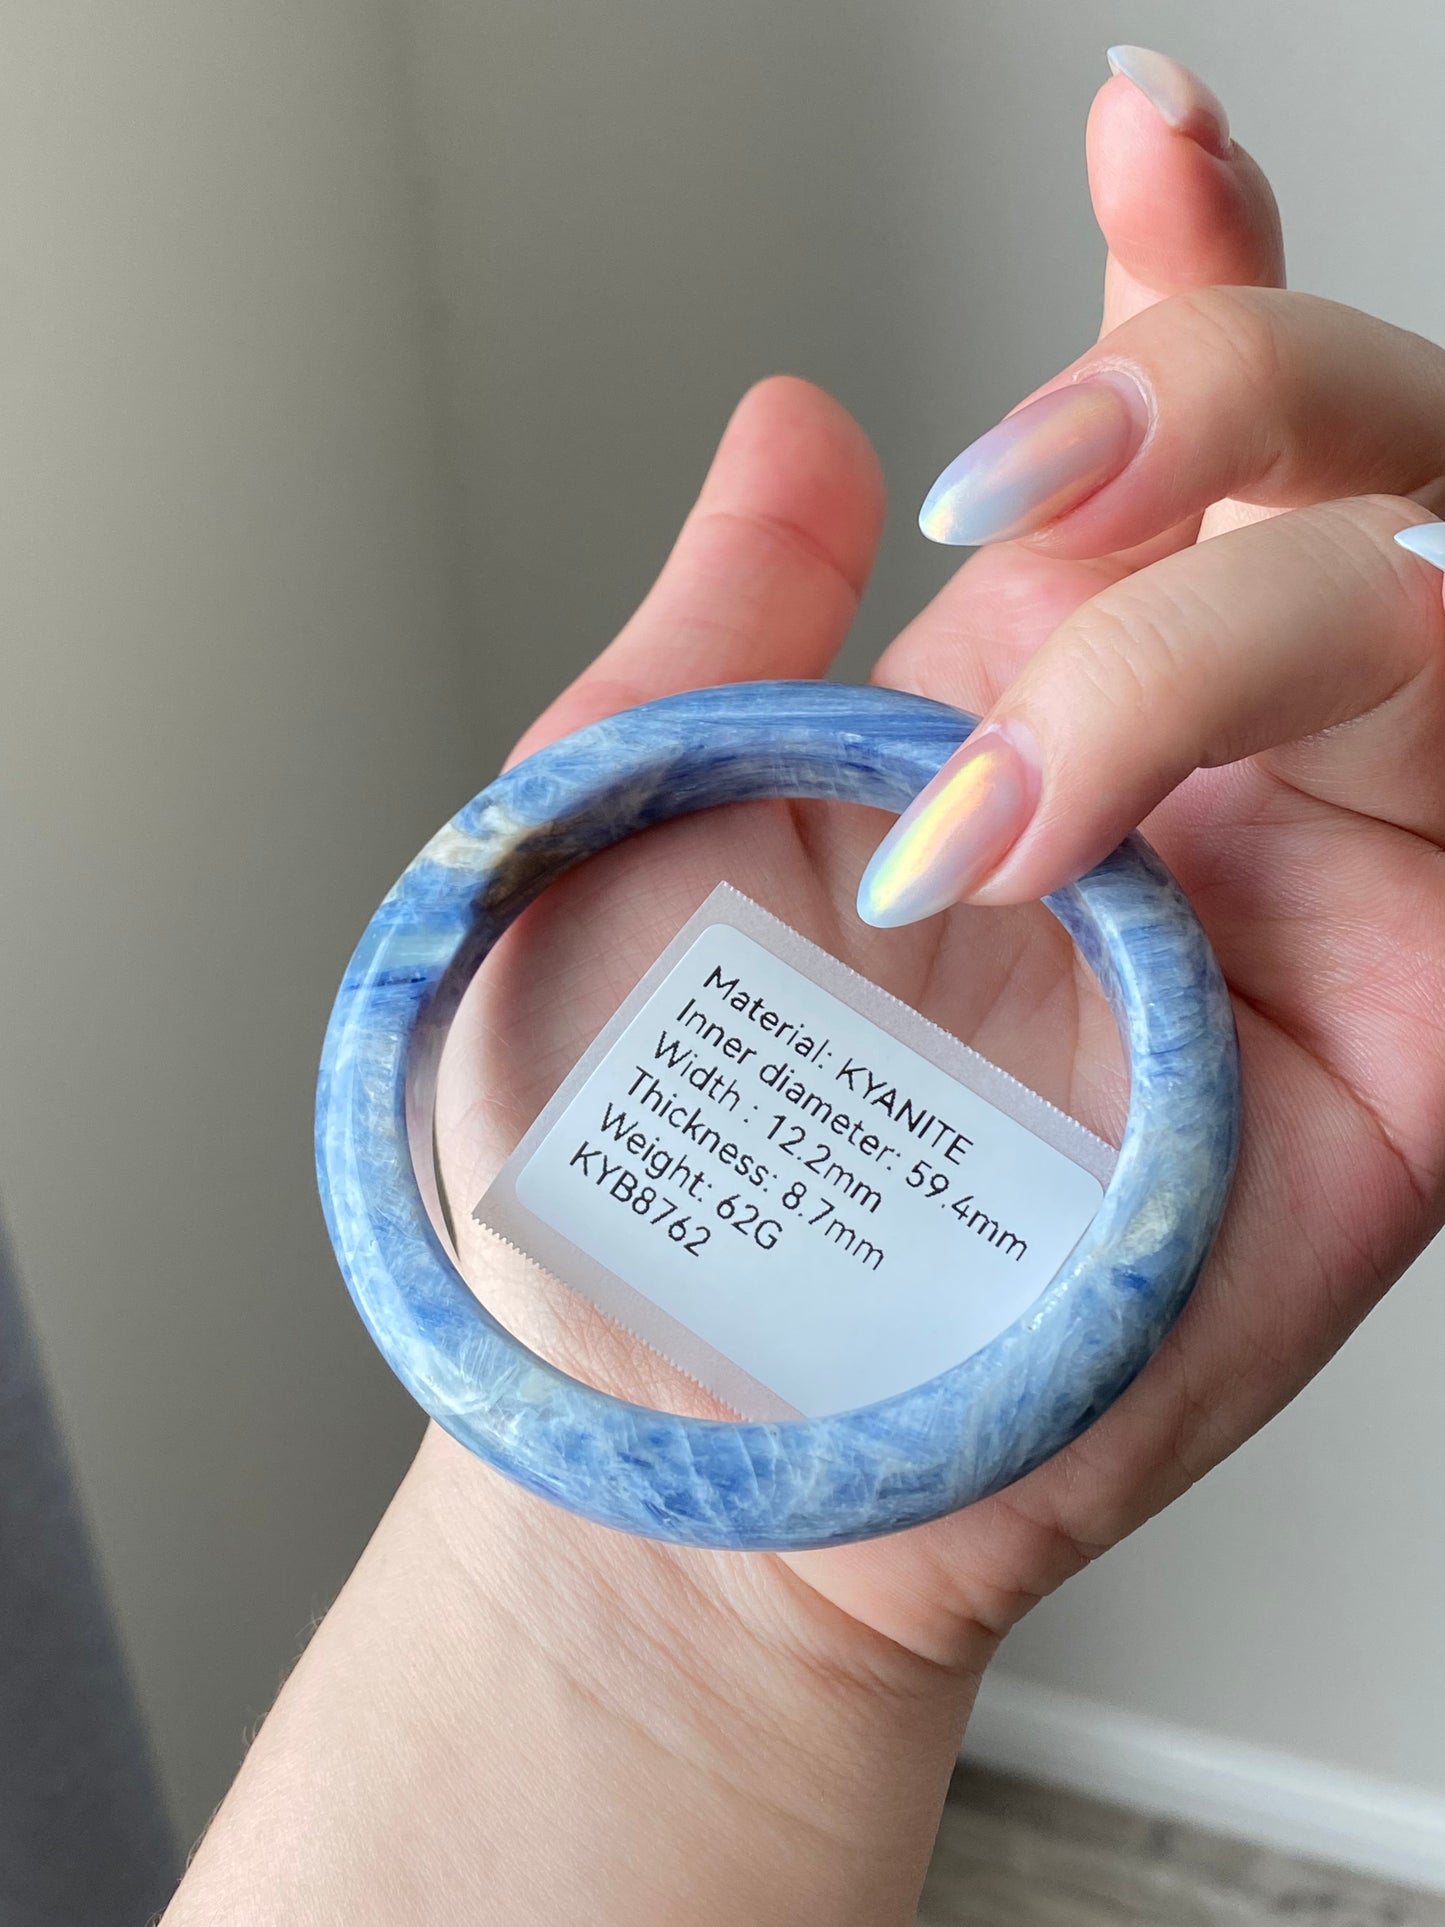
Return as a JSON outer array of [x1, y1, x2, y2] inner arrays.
[[166, 51, 1445, 1927], [437, 47, 1445, 1686]]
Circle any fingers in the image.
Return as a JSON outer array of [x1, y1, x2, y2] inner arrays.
[[917, 287, 1445, 556], [509, 376, 884, 763], [1089, 49, 1284, 333], [871, 538, 1133, 720], [876, 47, 1289, 718], [856, 497, 1445, 927]]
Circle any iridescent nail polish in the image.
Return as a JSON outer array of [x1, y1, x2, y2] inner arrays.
[[856, 723, 1040, 928], [919, 378, 1146, 548], [1394, 524, 1445, 572]]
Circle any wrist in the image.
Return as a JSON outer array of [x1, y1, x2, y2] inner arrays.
[[168, 1423, 984, 1926], [410, 1424, 982, 1924]]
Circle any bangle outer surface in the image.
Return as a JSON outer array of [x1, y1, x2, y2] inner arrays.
[[315, 682, 1240, 1551]]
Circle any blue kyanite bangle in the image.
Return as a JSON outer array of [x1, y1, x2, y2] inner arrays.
[[316, 681, 1240, 1551]]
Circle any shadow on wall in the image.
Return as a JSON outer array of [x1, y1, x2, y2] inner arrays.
[[0, 1218, 177, 1924]]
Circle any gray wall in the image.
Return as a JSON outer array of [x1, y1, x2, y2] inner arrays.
[[0, 4, 469, 1842], [4, 0, 1443, 1850]]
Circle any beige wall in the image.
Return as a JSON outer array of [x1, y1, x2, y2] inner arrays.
[[4, 0, 1443, 1848]]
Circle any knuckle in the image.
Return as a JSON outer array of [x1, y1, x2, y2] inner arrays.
[[1345, 491, 1426, 533], [1058, 568, 1253, 762], [1299, 496, 1429, 584], [1062, 589, 1196, 717], [1167, 284, 1286, 400]]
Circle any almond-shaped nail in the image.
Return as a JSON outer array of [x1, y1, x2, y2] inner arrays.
[[1106, 45, 1231, 157], [919, 377, 1147, 547], [1395, 523, 1445, 572], [856, 724, 1040, 929]]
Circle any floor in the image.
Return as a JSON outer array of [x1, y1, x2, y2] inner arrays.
[[919, 1767, 1445, 1927]]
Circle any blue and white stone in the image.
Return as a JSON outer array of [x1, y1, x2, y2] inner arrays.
[[315, 681, 1240, 1551]]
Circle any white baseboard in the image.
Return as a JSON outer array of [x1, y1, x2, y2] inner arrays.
[[966, 1671, 1445, 1895]]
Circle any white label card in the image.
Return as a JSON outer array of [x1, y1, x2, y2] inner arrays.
[[474, 886, 1114, 1421]]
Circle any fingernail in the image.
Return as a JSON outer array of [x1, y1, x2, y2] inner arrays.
[[1394, 524, 1445, 572], [1106, 45, 1231, 157], [856, 724, 1040, 929], [919, 376, 1147, 547]]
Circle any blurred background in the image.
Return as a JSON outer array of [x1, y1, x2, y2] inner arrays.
[[2, 0, 1442, 1903]]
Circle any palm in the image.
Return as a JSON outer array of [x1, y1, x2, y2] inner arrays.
[[433, 82, 1445, 1665], [435, 506, 1444, 1660]]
